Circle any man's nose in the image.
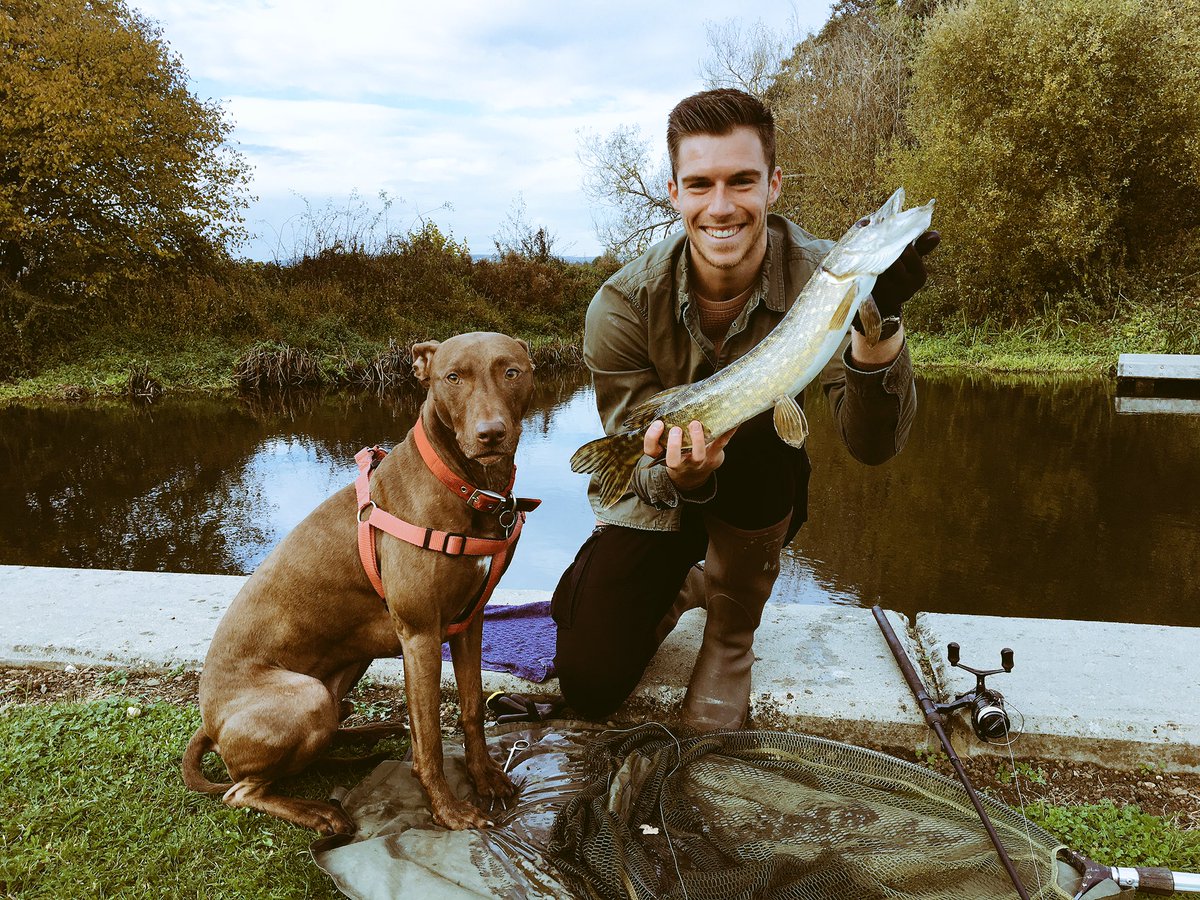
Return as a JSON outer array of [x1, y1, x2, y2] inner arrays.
[[707, 183, 735, 217]]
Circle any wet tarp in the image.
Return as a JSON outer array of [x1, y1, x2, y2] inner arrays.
[[311, 724, 591, 898], [311, 723, 1116, 900]]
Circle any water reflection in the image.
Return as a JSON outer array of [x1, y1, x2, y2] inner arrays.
[[1, 372, 1197, 627]]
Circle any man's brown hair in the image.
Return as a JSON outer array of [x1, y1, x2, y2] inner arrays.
[[667, 88, 776, 177]]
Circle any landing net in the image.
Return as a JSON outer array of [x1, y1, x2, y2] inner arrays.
[[547, 723, 1069, 899]]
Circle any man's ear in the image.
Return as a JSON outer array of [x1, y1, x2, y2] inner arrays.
[[668, 177, 680, 212], [411, 340, 440, 387], [768, 166, 783, 205], [515, 337, 535, 371]]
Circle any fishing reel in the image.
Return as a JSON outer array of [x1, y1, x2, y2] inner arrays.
[[935, 643, 1015, 742]]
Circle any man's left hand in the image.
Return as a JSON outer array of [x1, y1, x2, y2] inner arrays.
[[872, 229, 941, 317]]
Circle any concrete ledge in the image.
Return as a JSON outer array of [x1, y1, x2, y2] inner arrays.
[[3, 565, 1198, 772], [919, 613, 1200, 773]]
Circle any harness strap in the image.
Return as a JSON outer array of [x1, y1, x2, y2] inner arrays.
[[353, 432, 536, 637]]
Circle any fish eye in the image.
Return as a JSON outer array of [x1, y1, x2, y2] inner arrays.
[[446, 372, 461, 384]]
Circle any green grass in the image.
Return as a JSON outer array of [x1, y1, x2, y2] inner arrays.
[[0, 699, 406, 899], [3, 698, 1199, 898], [1026, 801, 1200, 873]]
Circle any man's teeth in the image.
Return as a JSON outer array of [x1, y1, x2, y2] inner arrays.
[[706, 226, 740, 238]]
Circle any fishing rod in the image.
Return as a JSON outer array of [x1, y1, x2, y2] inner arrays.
[[871, 605, 1032, 900], [872, 605, 1200, 899]]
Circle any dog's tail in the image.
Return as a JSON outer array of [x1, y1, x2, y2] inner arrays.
[[182, 727, 234, 794]]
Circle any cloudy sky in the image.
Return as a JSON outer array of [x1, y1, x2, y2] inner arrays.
[[130, 0, 834, 261]]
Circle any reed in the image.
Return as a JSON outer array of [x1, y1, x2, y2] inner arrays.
[[233, 342, 322, 391], [124, 363, 163, 403]]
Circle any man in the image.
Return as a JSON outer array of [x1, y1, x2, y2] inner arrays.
[[552, 88, 938, 731]]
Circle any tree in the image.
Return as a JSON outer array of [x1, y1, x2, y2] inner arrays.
[[767, 5, 918, 238], [492, 194, 559, 262], [888, 0, 1200, 322], [578, 125, 677, 258], [0, 0, 251, 336]]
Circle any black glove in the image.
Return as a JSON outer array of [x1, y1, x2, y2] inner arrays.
[[870, 230, 940, 317]]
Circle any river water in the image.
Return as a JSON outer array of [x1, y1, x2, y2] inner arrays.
[[2, 372, 1197, 627]]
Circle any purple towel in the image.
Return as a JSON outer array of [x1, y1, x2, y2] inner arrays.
[[439, 600, 557, 683]]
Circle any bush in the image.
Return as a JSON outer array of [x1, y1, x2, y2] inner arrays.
[[888, 0, 1200, 324]]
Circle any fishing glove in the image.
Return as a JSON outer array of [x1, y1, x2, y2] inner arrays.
[[869, 229, 941, 318]]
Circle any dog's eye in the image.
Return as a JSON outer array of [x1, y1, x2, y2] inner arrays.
[[445, 372, 461, 384], [505, 368, 521, 380]]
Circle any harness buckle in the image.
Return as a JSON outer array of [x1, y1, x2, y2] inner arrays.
[[466, 487, 510, 514], [423, 529, 469, 556]]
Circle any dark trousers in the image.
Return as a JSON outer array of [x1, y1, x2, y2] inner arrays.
[[551, 411, 811, 718]]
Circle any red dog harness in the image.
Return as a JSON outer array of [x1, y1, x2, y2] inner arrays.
[[354, 418, 540, 636]]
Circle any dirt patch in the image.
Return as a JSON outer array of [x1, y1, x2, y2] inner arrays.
[[5, 663, 1200, 826]]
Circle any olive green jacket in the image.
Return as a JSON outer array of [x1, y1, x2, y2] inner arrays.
[[583, 214, 916, 530]]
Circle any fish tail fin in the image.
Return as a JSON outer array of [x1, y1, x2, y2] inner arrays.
[[570, 431, 644, 509]]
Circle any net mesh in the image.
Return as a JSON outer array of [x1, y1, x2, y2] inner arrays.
[[547, 724, 1070, 900]]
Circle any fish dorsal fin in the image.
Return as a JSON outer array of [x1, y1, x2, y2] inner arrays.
[[773, 396, 809, 449], [620, 383, 691, 430]]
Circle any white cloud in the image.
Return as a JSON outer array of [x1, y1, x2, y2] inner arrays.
[[132, 0, 834, 259]]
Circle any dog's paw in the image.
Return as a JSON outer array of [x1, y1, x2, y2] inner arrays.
[[431, 797, 494, 831], [469, 757, 517, 803], [304, 802, 357, 836]]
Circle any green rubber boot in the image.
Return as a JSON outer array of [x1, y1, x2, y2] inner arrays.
[[680, 512, 791, 732]]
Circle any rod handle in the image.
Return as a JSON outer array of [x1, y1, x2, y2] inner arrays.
[[1141, 867, 1177, 895]]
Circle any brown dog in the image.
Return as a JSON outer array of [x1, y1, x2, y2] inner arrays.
[[183, 332, 536, 833]]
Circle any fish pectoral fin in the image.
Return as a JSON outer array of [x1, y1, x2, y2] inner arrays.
[[857, 295, 882, 347], [772, 396, 809, 449], [829, 282, 859, 334]]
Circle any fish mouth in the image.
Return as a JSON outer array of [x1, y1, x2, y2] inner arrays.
[[701, 223, 746, 240]]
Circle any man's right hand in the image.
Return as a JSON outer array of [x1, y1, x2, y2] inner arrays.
[[644, 419, 738, 492]]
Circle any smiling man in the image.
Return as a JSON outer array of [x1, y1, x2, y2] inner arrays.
[[552, 88, 938, 730]]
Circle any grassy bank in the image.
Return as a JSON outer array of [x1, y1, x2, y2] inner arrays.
[[0, 313, 1181, 405]]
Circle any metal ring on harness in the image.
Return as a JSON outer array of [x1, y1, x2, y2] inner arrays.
[[357, 501, 376, 523], [497, 508, 517, 533]]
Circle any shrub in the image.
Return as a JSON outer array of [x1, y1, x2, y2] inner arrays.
[[888, 0, 1200, 324]]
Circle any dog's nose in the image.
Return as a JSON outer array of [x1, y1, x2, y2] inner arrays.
[[476, 419, 507, 446]]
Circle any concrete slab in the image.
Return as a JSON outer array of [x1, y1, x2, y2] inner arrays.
[[0, 564, 555, 698], [0, 565, 923, 747], [0, 564, 241, 669], [5, 565, 1200, 773], [630, 604, 927, 749], [917, 612, 1200, 773]]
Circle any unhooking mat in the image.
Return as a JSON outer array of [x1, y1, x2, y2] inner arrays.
[[311, 723, 1120, 900], [439, 600, 556, 683]]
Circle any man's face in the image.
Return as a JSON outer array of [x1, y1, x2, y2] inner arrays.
[[668, 126, 782, 284]]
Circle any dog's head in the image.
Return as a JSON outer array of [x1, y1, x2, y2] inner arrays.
[[411, 332, 535, 465]]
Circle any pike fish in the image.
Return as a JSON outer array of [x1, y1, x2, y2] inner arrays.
[[571, 187, 935, 509]]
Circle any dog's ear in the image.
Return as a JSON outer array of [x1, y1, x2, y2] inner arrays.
[[515, 337, 535, 372], [411, 340, 440, 387]]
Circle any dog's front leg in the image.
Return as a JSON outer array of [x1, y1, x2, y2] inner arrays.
[[448, 614, 517, 808], [400, 630, 493, 830]]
